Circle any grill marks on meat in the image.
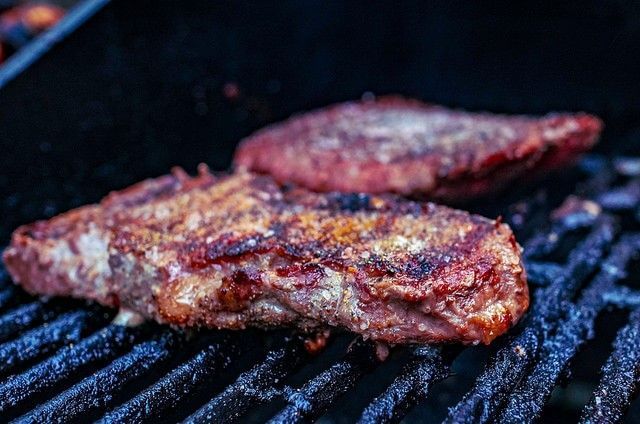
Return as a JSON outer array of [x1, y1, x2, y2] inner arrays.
[[103, 172, 527, 344], [3, 171, 528, 344], [234, 97, 602, 201], [2, 165, 215, 306]]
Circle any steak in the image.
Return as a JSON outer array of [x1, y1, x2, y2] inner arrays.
[[2, 165, 215, 306], [234, 96, 602, 202], [7, 170, 526, 345], [4, 170, 527, 344]]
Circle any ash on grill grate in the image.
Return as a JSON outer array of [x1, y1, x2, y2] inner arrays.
[[580, 308, 640, 423], [0, 324, 143, 419], [185, 336, 310, 424], [100, 334, 240, 423], [359, 345, 452, 423], [269, 338, 382, 423], [0, 309, 107, 378], [13, 331, 181, 424], [0, 301, 59, 343], [498, 236, 640, 423], [3, 155, 640, 423]]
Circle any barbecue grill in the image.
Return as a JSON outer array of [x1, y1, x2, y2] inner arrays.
[[2, 1, 640, 423]]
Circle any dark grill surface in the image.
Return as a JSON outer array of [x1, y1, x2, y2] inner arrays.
[[3, 155, 640, 423]]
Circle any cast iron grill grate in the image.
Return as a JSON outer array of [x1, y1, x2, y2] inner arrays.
[[2, 155, 640, 423]]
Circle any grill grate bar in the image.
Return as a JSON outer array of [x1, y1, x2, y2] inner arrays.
[[268, 339, 382, 424], [13, 331, 178, 424], [0, 310, 100, 377], [542, 217, 617, 304], [0, 301, 59, 343], [98, 336, 238, 423], [524, 218, 596, 260], [522, 229, 566, 260], [443, 217, 616, 424], [523, 260, 564, 287], [580, 308, 640, 423], [576, 155, 617, 195], [498, 236, 640, 423], [520, 191, 603, 261], [596, 179, 640, 212], [185, 338, 307, 424], [5, 156, 640, 422], [0, 324, 141, 415], [602, 286, 640, 309], [358, 345, 450, 424], [443, 327, 540, 424]]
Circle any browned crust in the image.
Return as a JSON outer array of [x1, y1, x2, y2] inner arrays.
[[3, 169, 528, 345], [108, 172, 528, 344], [2, 166, 215, 306], [233, 96, 602, 201]]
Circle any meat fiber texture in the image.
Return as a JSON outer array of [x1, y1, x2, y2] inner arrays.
[[2, 166, 215, 306], [234, 96, 602, 202], [4, 170, 527, 345]]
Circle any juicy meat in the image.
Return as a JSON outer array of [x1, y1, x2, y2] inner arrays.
[[5, 171, 528, 344], [234, 96, 602, 201], [2, 166, 215, 306]]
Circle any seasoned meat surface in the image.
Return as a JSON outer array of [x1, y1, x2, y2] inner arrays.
[[108, 171, 527, 344], [4, 171, 527, 344], [234, 97, 602, 201], [2, 166, 215, 306]]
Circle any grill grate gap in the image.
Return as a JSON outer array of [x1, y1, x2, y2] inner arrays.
[[402, 345, 492, 423], [613, 251, 640, 290], [318, 344, 414, 423], [0, 285, 27, 311]]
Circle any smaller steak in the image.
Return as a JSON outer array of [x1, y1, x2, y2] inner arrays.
[[234, 96, 602, 201], [2, 166, 214, 306]]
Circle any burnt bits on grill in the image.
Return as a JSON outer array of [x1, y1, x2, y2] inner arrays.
[[5, 171, 528, 345], [2, 166, 215, 307], [234, 96, 602, 202]]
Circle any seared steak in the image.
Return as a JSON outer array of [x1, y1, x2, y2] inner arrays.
[[110, 172, 527, 344], [4, 171, 527, 344], [234, 96, 602, 201]]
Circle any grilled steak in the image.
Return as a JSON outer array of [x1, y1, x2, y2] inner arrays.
[[4, 170, 527, 344], [97, 171, 528, 343], [234, 97, 602, 201], [2, 166, 215, 306]]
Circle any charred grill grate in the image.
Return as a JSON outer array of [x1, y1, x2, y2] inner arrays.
[[3, 156, 640, 423]]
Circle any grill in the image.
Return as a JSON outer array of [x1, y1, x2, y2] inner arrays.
[[1, 154, 640, 423]]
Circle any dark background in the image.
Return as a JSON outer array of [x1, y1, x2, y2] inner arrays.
[[0, 1, 640, 422], [1, 0, 640, 240]]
